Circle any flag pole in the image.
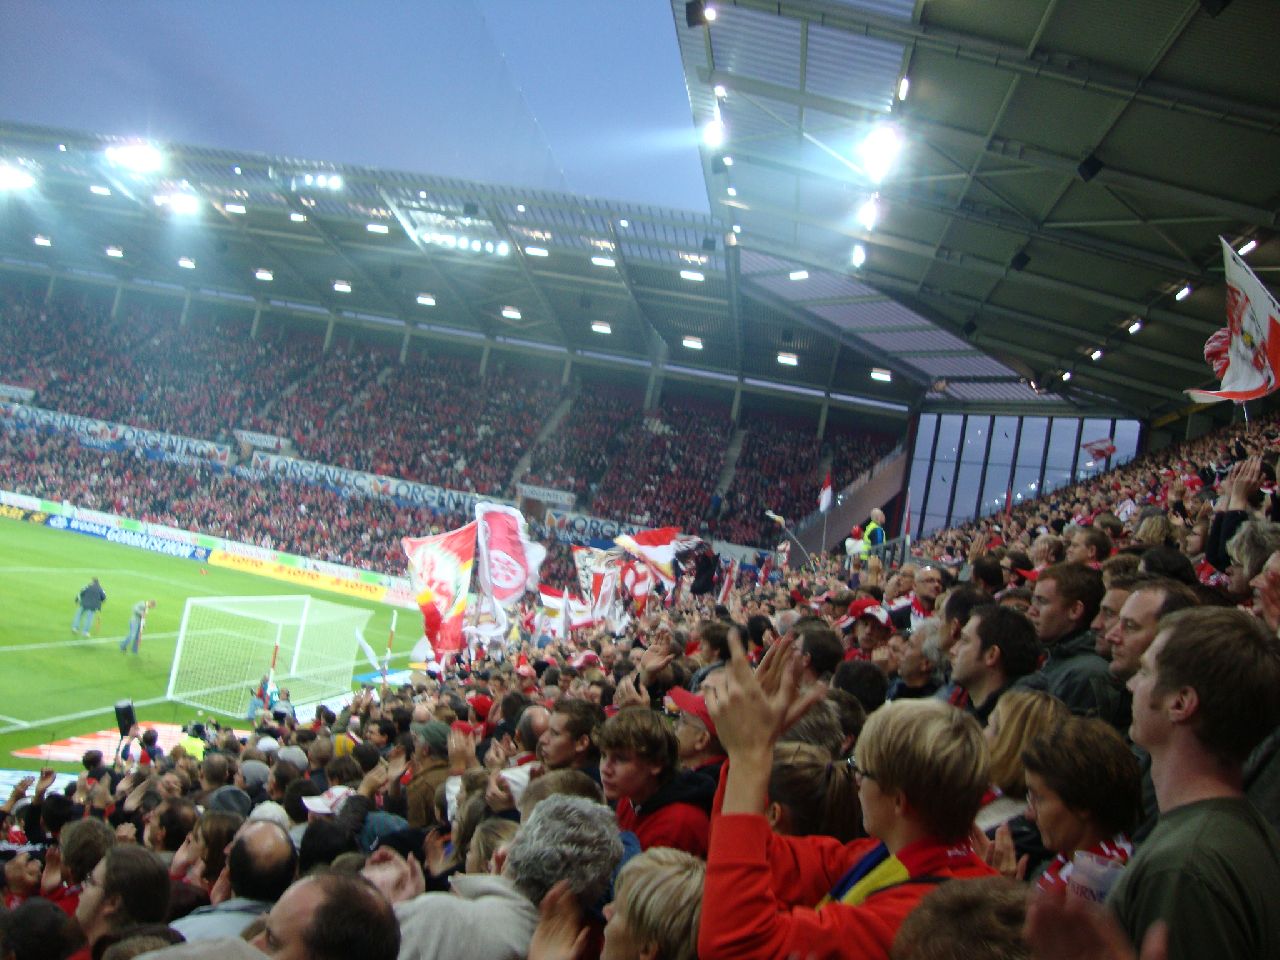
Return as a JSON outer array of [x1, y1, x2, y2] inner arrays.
[[821, 512, 829, 560]]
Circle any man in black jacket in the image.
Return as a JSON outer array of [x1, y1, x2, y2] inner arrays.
[[72, 577, 106, 636]]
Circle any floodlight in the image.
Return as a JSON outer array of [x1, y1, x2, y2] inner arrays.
[[789, 270, 808, 281], [419, 190, 428, 199], [680, 269, 705, 282], [290, 212, 307, 222], [105, 245, 124, 258], [416, 294, 436, 306], [897, 77, 910, 101], [90, 185, 111, 197], [0, 164, 36, 191], [105, 142, 164, 174], [732, 224, 741, 234], [702, 118, 726, 149], [524, 246, 549, 257], [726, 186, 737, 197], [156, 192, 201, 215], [333, 280, 352, 293], [32, 235, 51, 247], [592, 321, 612, 334], [1175, 284, 1192, 301], [177, 256, 196, 270], [618, 219, 630, 228], [502, 306, 522, 320], [858, 127, 902, 184], [682, 335, 703, 349], [516, 204, 526, 213], [57, 143, 67, 152], [870, 367, 892, 383], [470, 240, 483, 252], [722, 155, 733, 166], [591, 256, 616, 268], [1061, 370, 1072, 382], [1238, 239, 1257, 257], [714, 84, 727, 98], [851, 243, 867, 268], [233, 166, 242, 175], [367, 223, 390, 234], [1090, 349, 1103, 361], [777, 351, 798, 366], [856, 196, 880, 231], [704, 6, 717, 21], [255, 269, 274, 282], [484, 241, 495, 253], [1128, 320, 1143, 335], [224, 202, 246, 214], [496, 242, 510, 256]]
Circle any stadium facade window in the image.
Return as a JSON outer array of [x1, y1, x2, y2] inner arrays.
[[923, 414, 963, 535], [907, 414, 937, 539], [1077, 417, 1115, 481], [1112, 419, 1141, 468], [1043, 417, 1081, 496], [979, 416, 1019, 517], [1010, 417, 1048, 509], [951, 415, 990, 527]]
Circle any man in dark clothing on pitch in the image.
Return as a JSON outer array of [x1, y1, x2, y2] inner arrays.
[[72, 577, 106, 636]]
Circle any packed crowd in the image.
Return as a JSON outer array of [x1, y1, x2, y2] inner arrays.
[[523, 386, 644, 500]]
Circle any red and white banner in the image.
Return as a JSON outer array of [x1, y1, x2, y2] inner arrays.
[[620, 559, 655, 616], [614, 527, 701, 586], [538, 585, 592, 636], [475, 503, 545, 607], [818, 472, 833, 513], [718, 557, 739, 606], [402, 523, 476, 655], [1188, 237, 1280, 404], [1082, 437, 1117, 460]]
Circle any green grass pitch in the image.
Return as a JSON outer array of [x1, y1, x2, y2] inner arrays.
[[0, 517, 405, 772]]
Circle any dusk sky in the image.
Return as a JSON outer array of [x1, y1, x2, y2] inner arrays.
[[0, 1, 711, 213]]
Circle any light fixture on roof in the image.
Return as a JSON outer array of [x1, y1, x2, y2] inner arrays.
[[897, 76, 910, 101], [1128, 319, 1143, 335], [155, 192, 201, 215], [105, 142, 164, 174], [224, 202, 246, 214], [591, 321, 612, 335], [516, 203, 526, 213], [722, 156, 734, 167], [856, 195, 880, 231], [591, 255, 616, 268], [496, 241, 510, 256], [714, 84, 727, 98], [416, 294, 436, 306], [32, 235, 51, 247], [234, 166, 242, 175], [704, 5, 717, 21], [789, 270, 809, 281], [1175, 284, 1192, 301], [57, 143, 66, 152], [686, 1, 715, 25], [1090, 348, 1103, 361], [777, 351, 798, 366], [367, 222, 390, 234], [90, 184, 111, 197], [851, 243, 867, 268], [177, 256, 196, 270], [870, 367, 892, 383], [333, 280, 352, 293], [703, 117, 726, 149], [290, 212, 307, 222], [1061, 370, 1072, 382], [680, 269, 705, 282], [732, 224, 741, 234], [502, 306, 522, 320], [619, 218, 630, 228], [255, 268, 274, 282], [1238, 239, 1258, 257], [105, 245, 124, 258], [682, 335, 704, 350], [0, 164, 35, 191], [858, 127, 903, 185], [525, 246, 549, 257]]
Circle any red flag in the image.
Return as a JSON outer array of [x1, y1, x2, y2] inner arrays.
[[615, 527, 700, 586], [718, 557, 739, 605], [1082, 437, 1117, 460], [620, 560, 654, 616], [819, 472, 833, 513], [475, 503, 545, 608], [757, 552, 773, 587], [402, 523, 476, 655]]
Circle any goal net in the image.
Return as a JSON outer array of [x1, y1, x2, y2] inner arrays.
[[166, 595, 372, 718]]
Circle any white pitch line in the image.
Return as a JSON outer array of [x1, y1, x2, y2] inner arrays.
[[0, 631, 179, 653], [0, 713, 26, 725], [0, 695, 171, 736]]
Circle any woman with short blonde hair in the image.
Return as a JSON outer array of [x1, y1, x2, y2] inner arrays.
[[608, 847, 705, 960]]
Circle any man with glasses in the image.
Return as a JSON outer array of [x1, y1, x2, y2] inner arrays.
[[890, 565, 945, 633], [74, 846, 171, 959]]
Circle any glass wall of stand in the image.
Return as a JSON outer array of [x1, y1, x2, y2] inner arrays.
[[908, 413, 1143, 538]]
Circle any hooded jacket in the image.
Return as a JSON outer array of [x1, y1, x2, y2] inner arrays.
[[615, 770, 714, 857]]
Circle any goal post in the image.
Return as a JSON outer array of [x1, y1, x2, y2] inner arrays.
[[166, 595, 372, 718]]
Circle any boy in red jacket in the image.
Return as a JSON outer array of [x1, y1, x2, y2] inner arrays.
[[699, 632, 996, 960], [597, 706, 713, 858]]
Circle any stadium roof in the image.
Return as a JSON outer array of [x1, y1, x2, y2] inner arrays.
[[672, 0, 1280, 420]]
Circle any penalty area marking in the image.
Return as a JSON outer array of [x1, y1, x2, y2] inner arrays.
[[0, 694, 172, 736], [0, 631, 179, 653]]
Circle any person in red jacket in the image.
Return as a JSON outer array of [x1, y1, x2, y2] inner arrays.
[[597, 706, 713, 858], [699, 631, 996, 960]]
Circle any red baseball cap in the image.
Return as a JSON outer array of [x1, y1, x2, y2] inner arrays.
[[466, 694, 493, 722], [666, 687, 717, 739], [849, 597, 890, 627]]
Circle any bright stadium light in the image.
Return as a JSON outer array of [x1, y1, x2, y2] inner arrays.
[[870, 367, 892, 383], [726, 186, 737, 197], [897, 76, 910, 101], [105, 245, 124, 258], [858, 126, 903, 184], [1061, 370, 1072, 382], [366, 222, 390, 234], [0, 164, 36, 191], [591, 256, 616, 268], [502, 306, 522, 321], [156, 192, 201, 215], [702, 117, 726, 149], [1128, 319, 1143, 335], [177, 256, 196, 270], [682, 335, 703, 350], [722, 155, 734, 167], [1175, 284, 1192, 301], [1238, 239, 1258, 257], [416, 294, 436, 306], [105, 142, 164, 174], [1090, 348, 1103, 361], [255, 268, 274, 282], [680, 269, 705, 282], [333, 280, 352, 293], [224, 202, 246, 214], [714, 84, 727, 98], [732, 224, 741, 234], [777, 351, 798, 366], [524, 246, 549, 257], [789, 270, 808, 281], [496, 242, 510, 256], [32, 235, 51, 247], [516, 203, 527, 213], [592, 321, 612, 334], [856, 195, 880, 232], [290, 212, 307, 222], [90, 185, 112, 197], [851, 243, 867, 268], [618, 218, 630, 228], [327, 175, 342, 190]]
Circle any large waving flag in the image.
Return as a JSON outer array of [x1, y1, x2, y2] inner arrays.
[[475, 503, 545, 607], [718, 557, 739, 606], [1187, 238, 1280, 404], [614, 527, 701, 586], [402, 523, 476, 655], [819, 472, 833, 513]]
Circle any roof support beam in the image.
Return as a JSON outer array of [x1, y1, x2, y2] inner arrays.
[[720, 0, 1280, 136], [725, 242, 746, 373], [968, 333, 1183, 402], [483, 203, 573, 348], [702, 67, 1280, 227], [604, 219, 674, 358]]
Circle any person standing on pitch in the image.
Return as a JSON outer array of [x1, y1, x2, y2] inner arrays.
[[72, 577, 106, 636], [120, 599, 156, 654]]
